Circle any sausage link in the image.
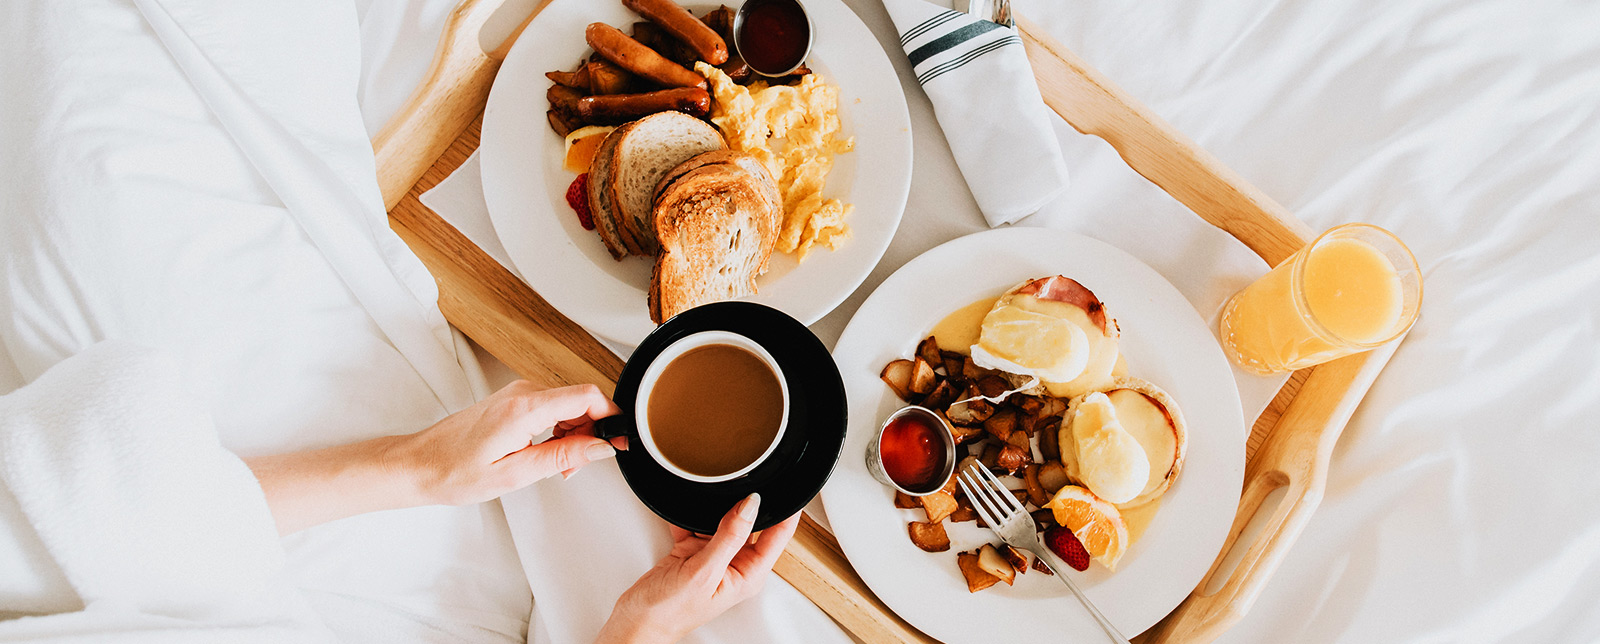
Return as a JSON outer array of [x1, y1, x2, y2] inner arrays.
[[577, 87, 711, 125], [622, 0, 729, 65], [585, 23, 708, 90]]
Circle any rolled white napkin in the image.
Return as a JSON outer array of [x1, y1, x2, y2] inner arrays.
[[884, 0, 1069, 226]]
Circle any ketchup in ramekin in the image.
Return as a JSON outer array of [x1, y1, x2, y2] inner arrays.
[[733, 0, 813, 77], [867, 406, 955, 495]]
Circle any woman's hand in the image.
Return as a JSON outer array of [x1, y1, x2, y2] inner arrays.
[[597, 494, 801, 644], [395, 381, 625, 506], [246, 381, 623, 535]]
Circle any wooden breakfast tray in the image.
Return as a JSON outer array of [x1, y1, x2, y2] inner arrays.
[[372, 1, 1404, 642]]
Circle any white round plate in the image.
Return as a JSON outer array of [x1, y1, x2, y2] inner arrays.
[[821, 227, 1246, 642], [481, 0, 913, 346]]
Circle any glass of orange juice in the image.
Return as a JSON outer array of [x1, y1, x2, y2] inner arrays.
[[1219, 223, 1422, 374]]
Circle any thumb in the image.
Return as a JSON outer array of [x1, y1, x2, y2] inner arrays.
[[497, 434, 616, 485]]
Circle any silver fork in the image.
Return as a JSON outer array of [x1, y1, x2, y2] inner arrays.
[[958, 0, 1014, 28], [958, 463, 1130, 643]]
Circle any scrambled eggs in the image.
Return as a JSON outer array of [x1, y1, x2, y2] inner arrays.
[[696, 62, 855, 259]]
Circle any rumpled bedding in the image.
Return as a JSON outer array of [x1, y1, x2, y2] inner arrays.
[[1015, 1, 1600, 641], [0, 0, 529, 640], [3, 0, 1598, 643], [0, 342, 335, 643]]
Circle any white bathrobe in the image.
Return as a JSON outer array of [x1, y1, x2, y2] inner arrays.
[[0, 1, 854, 642]]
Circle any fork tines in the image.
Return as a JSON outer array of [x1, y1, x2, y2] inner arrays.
[[957, 462, 1025, 527]]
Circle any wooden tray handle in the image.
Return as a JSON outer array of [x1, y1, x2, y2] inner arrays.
[[1144, 340, 1399, 643], [1017, 21, 1408, 644], [375, 0, 532, 210], [1018, 18, 1314, 267]]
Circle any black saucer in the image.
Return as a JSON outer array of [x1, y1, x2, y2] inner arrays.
[[597, 302, 847, 533]]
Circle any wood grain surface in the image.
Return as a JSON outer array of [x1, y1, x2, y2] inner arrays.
[[1017, 17, 1315, 267], [373, 4, 1401, 643]]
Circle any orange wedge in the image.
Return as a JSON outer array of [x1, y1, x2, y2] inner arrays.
[[1045, 485, 1129, 570], [563, 125, 615, 173]]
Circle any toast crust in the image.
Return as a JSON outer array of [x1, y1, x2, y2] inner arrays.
[[586, 122, 634, 259]]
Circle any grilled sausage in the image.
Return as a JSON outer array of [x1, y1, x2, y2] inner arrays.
[[577, 87, 710, 124], [623, 0, 729, 65], [585, 23, 707, 90]]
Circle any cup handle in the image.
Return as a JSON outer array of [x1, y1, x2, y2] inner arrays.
[[596, 415, 629, 441]]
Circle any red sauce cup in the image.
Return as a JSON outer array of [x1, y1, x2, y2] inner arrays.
[[865, 405, 956, 496]]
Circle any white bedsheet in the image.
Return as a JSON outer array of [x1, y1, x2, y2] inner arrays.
[[0, 0, 529, 640], [4, 0, 1598, 642]]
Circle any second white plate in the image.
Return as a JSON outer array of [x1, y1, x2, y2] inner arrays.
[[821, 227, 1246, 642]]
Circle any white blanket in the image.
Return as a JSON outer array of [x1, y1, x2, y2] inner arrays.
[[0, 0, 529, 640], [0, 342, 334, 643]]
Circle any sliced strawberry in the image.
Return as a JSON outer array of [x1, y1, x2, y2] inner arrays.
[[566, 173, 594, 231], [1043, 526, 1090, 572]]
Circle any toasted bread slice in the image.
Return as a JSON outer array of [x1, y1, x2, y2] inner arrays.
[[586, 123, 633, 259], [654, 150, 781, 212], [648, 162, 781, 322], [609, 112, 725, 256]]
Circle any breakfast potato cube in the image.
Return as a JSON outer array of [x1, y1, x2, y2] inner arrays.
[[907, 521, 952, 552], [880, 359, 915, 401], [976, 544, 1017, 585], [1023, 464, 1051, 507], [1037, 417, 1062, 461], [547, 110, 578, 138], [940, 351, 966, 379], [957, 551, 1001, 593], [584, 60, 636, 95], [961, 356, 992, 381], [1005, 428, 1031, 452], [983, 408, 1017, 441], [1038, 396, 1068, 419], [1011, 488, 1030, 507], [946, 387, 994, 425], [700, 5, 735, 41], [1032, 557, 1055, 575], [917, 336, 943, 371], [1031, 509, 1058, 529], [922, 380, 960, 411], [996, 444, 1031, 474], [893, 491, 919, 509], [910, 357, 938, 395], [547, 84, 583, 115], [630, 21, 665, 48], [920, 491, 959, 523], [545, 67, 591, 91], [949, 495, 978, 523], [976, 375, 1011, 399], [1038, 462, 1071, 495], [977, 441, 1002, 470], [1002, 545, 1030, 575], [950, 422, 985, 444], [1015, 395, 1045, 416]]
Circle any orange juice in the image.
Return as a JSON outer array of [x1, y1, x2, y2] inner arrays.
[[1220, 224, 1420, 374]]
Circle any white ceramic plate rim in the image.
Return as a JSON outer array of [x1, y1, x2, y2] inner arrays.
[[480, 0, 913, 347], [821, 227, 1246, 642]]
